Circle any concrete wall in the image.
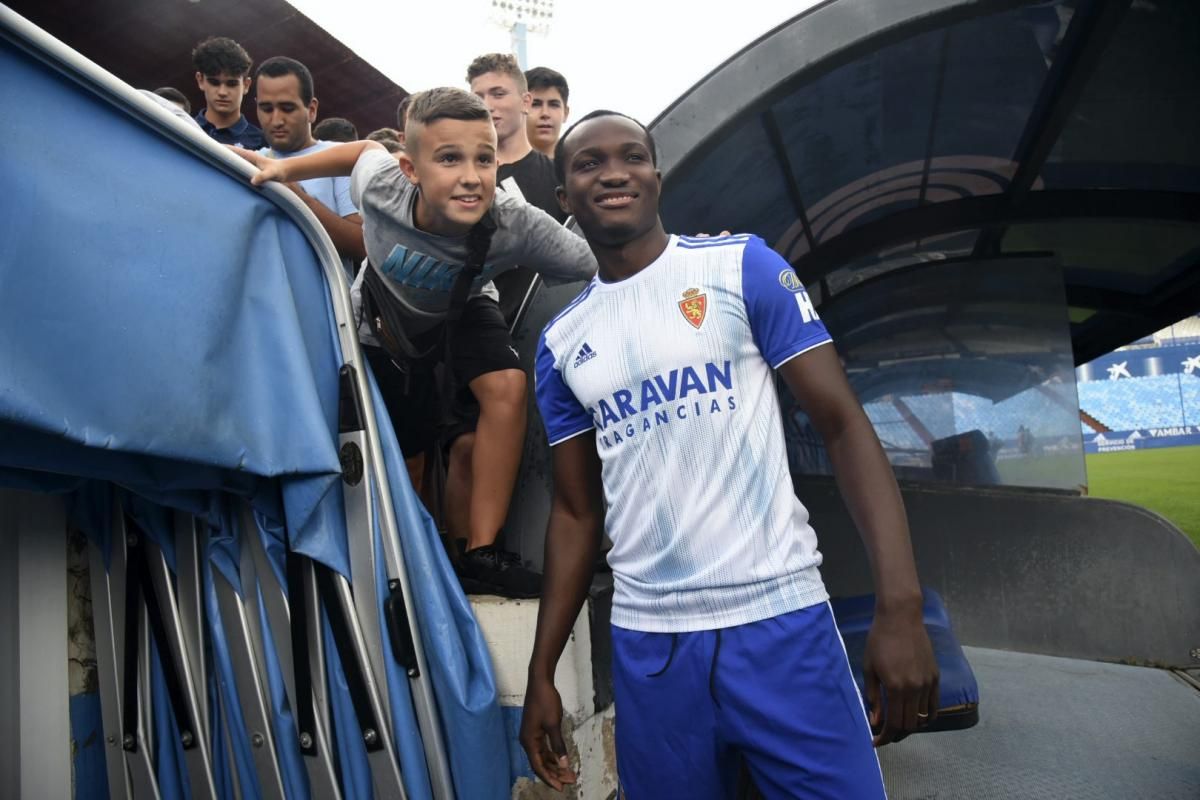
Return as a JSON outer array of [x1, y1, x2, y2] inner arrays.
[[470, 585, 617, 800]]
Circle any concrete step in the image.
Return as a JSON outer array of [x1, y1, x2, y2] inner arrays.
[[469, 577, 616, 799]]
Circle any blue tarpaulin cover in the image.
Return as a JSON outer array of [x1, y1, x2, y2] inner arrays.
[[0, 24, 507, 799]]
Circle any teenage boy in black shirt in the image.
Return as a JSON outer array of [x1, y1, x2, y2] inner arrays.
[[468, 53, 564, 223], [525, 66, 570, 160]]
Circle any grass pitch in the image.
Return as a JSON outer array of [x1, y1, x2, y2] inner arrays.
[[1085, 446, 1200, 549]]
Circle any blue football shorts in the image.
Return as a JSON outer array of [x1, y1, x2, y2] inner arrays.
[[611, 602, 886, 799]]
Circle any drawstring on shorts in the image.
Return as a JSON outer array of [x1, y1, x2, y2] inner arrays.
[[709, 629, 722, 707], [645, 633, 678, 677], [643, 629, 724, 708]]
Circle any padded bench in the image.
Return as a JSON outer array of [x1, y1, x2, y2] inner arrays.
[[735, 589, 980, 798], [830, 587, 980, 732]]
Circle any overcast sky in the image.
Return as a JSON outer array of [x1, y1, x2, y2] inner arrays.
[[288, 0, 822, 124]]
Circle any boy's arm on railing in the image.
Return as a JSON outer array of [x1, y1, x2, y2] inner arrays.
[[229, 140, 387, 186]]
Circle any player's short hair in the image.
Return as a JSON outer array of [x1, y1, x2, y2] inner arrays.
[[554, 110, 658, 184], [525, 66, 569, 104], [191, 37, 252, 78], [153, 86, 191, 114], [396, 94, 412, 130], [314, 117, 358, 142], [466, 53, 527, 94], [404, 87, 491, 153], [255, 56, 315, 105]]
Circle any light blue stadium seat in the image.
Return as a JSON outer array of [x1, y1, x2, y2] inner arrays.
[[1077, 375, 1194, 430]]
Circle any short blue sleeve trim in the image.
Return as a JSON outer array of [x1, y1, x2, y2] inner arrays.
[[741, 236, 832, 368], [535, 332, 594, 446]]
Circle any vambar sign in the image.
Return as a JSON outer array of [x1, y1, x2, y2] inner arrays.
[[1085, 426, 1200, 453]]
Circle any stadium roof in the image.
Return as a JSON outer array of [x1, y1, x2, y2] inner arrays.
[[651, 0, 1200, 366], [5, 0, 407, 134]]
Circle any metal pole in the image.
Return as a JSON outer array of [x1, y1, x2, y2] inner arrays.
[[511, 22, 528, 69]]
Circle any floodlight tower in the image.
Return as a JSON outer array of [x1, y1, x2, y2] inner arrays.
[[489, 0, 555, 69]]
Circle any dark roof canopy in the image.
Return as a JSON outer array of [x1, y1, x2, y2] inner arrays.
[[651, 0, 1200, 365], [7, 0, 407, 134]]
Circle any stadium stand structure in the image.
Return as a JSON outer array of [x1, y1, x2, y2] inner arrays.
[[863, 401, 929, 452], [1153, 316, 1200, 346], [865, 387, 1080, 456], [1075, 331, 1200, 435], [6, 0, 409, 132], [1079, 409, 1110, 433], [1077, 374, 1199, 430]]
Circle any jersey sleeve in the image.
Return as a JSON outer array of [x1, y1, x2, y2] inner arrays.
[[741, 236, 832, 368], [534, 332, 594, 446]]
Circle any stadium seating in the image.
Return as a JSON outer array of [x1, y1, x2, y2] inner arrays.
[[863, 401, 930, 451], [1077, 375, 1198, 430], [1182, 376, 1200, 422], [864, 387, 1078, 454], [860, 370, 1199, 455]]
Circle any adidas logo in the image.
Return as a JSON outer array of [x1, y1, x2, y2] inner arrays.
[[573, 342, 598, 368]]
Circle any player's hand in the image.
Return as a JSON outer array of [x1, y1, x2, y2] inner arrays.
[[227, 146, 289, 186], [863, 604, 939, 747], [692, 230, 732, 238], [519, 676, 576, 791]]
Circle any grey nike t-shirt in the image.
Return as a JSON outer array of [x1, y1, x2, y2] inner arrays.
[[350, 148, 596, 334]]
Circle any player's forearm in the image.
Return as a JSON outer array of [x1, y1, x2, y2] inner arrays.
[[824, 409, 923, 613], [278, 140, 384, 182], [527, 506, 602, 681]]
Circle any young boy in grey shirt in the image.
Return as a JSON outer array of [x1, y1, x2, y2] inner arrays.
[[236, 87, 595, 597]]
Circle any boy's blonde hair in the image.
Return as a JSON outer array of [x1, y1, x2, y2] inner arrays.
[[465, 53, 527, 93], [404, 87, 491, 154]]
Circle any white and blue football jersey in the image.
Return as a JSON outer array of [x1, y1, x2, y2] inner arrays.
[[535, 234, 833, 632]]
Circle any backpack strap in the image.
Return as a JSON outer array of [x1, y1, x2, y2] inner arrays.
[[435, 214, 497, 426], [361, 266, 436, 364], [360, 213, 498, 372]]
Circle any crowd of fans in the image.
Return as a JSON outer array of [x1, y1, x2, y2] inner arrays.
[[163, 36, 576, 598]]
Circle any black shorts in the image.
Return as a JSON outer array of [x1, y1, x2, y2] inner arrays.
[[363, 294, 522, 458]]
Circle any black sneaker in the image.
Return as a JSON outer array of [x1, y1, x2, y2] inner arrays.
[[451, 538, 493, 596], [457, 544, 542, 599]]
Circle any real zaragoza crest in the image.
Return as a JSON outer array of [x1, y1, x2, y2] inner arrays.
[[678, 287, 707, 329]]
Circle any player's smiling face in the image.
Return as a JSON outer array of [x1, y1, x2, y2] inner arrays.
[[558, 115, 660, 246]]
